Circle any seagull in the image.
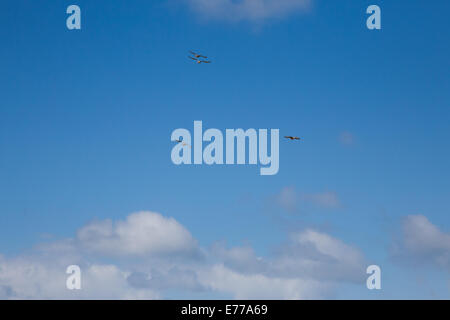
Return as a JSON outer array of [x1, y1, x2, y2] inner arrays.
[[284, 136, 302, 141], [175, 139, 191, 148], [188, 56, 212, 64], [189, 51, 208, 59]]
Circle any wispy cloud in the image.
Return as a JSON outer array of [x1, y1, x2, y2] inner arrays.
[[184, 0, 312, 23], [339, 131, 356, 146], [274, 187, 341, 213]]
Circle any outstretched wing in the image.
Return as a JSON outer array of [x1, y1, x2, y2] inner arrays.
[[188, 56, 198, 61], [200, 60, 212, 64], [284, 136, 301, 140], [190, 51, 207, 59]]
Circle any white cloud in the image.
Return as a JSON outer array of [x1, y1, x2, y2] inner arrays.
[[392, 215, 450, 271], [77, 211, 198, 257], [211, 242, 265, 274], [0, 210, 367, 299], [210, 229, 367, 285], [199, 264, 329, 299], [295, 230, 362, 266], [274, 230, 365, 281], [0, 256, 159, 300], [184, 0, 312, 22]]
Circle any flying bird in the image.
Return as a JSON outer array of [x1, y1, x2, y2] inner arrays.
[[175, 139, 191, 148], [189, 51, 208, 59], [188, 56, 212, 64], [284, 136, 302, 141], [188, 51, 212, 64]]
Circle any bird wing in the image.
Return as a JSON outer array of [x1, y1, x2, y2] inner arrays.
[[190, 51, 207, 58], [188, 56, 198, 61], [201, 60, 212, 63]]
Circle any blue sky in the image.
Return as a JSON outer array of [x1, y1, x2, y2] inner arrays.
[[0, 0, 449, 299]]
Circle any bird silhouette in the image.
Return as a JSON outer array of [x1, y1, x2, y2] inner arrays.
[[284, 136, 302, 141], [189, 51, 208, 59], [188, 56, 212, 64], [175, 139, 191, 148]]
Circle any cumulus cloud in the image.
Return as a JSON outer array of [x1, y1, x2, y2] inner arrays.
[[77, 211, 198, 257], [0, 210, 367, 299], [0, 256, 159, 299], [212, 229, 365, 283], [184, 0, 312, 22], [211, 243, 265, 274], [392, 215, 450, 271], [273, 230, 365, 282], [274, 187, 341, 213]]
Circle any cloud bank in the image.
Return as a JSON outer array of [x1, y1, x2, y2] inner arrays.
[[0, 211, 367, 299]]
